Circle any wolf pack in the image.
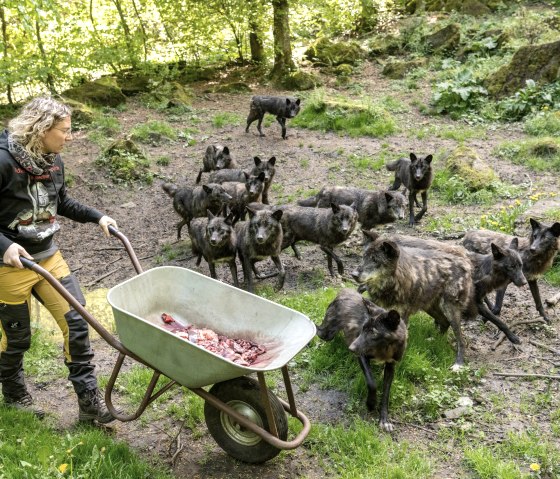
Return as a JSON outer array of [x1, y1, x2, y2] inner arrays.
[[162, 95, 560, 432]]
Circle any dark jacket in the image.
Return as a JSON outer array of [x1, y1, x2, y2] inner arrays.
[[0, 129, 103, 261]]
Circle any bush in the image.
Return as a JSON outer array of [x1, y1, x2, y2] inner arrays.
[[432, 70, 488, 116], [497, 80, 560, 121], [524, 110, 560, 136]]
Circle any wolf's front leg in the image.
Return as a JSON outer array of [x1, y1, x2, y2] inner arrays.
[[379, 362, 396, 432], [414, 191, 428, 222], [357, 356, 377, 412]]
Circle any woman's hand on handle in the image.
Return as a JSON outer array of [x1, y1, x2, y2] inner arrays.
[[99, 216, 118, 238], [3, 242, 33, 269]]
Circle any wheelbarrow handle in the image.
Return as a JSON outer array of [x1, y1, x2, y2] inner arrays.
[[108, 226, 143, 275]]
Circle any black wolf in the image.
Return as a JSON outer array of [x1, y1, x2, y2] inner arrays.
[[235, 207, 285, 293], [298, 186, 406, 229], [463, 218, 560, 322], [188, 210, 238, 286], [196, 145, 236, 183], [386, 232, 526, 344], [162, 182, 232, 239], [317, 288, 407, 432], [250, 156, 276, 205], [221, 172, 266, 220], [386, 153, 433, 226], [352, 230, 475, 370], [246, 96, 301, 139], [278, 203, 358, 276]]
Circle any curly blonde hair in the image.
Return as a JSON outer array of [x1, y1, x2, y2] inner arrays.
[[8, 96, 72, 157]]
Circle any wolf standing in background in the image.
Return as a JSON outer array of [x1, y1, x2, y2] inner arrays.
[[463, 218, 560, 322], [386, 153, 433, 226], [196, 145, 235, 182], [353, 230, 475, 370], [317, 288, 407, 432], [161, 182, 232, 239], [298, 186, 406, 230], [246, 96, 301, 139]]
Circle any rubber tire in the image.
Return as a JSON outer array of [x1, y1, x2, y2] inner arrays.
[[204, 376, 288, 463]]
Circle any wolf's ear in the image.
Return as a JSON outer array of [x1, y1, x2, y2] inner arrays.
[[382, 310, 401, 331], [202, 185, 212, 194], [362, 228, 379, 243], [246, 206, 256, 218], [410, 153, 417, 162], [509, 237, 519, 250], [530, 218, 540, 230], [272, 209, 283, 221], [295, 99, 301, 105], [381, 241, 399, 259], [285, 98, 291, 105], [425, 154, 433, 164], [268, 156, 276, 165], [385, 192, 394, 203], [253, 156, 262, 165], [243, 171, 249, 180], [350, 201, 357, 211], [330, 202, 340, 213], [223, 146, 230, 155], [550, 222, 560, 237], [257, 172, 266, 181], [491, 243, 504, 260], [207, 209, 215, 219]]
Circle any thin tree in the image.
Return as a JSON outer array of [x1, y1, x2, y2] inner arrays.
[[270, 0, 295, 79], [0, 4, 13, 104], [35, 17, 56, 93], [130, 0, 148, 62], [248, 0, 265, 64], [89, 0, 118, 72], [110, 0, 138, 68]]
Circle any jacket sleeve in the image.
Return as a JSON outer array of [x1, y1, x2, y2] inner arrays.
[[56, 161, 104, 224], [0, 233, 13, 258]]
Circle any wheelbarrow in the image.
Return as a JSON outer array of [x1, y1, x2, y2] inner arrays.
[[21, 227, 315, 464]]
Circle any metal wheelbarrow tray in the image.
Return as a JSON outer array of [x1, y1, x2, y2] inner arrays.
[[21, 228, 315, 464]]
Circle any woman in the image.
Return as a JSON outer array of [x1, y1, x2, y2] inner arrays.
[[0, 96, 117, 423]]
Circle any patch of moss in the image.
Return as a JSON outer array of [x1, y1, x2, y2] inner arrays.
[[445, 145, 496, 191], [305, 38, 365, 67], [62, 77, 127, 108]]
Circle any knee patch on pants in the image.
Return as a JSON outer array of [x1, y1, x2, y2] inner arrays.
[[59, 274, 86, 307], [0, 302, 31, 354]]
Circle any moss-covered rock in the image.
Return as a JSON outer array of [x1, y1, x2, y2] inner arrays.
[[446, 146, 496, 190], [423, 24, 461, 54], [116, 72, 155, 96], [62, 77, 127, 108], [62, 98, 95, 125], [406, 0, 504, 13], [368, 35, 403, 57], [305, 37, 365, 67], [382, 58, 427, 79], [484, 40, 560, 97], [98, 139, 152, 184], [150, 81, 194, 108], [210, 82, 252, 93], [277, 70, 321, 91]]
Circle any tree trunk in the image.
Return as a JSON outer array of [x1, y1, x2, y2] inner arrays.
[[0, 5, 13, 104], [248, 0, 265, 64], [111, 0, 138, 68], [34, 18, 56, 94], [270, 0, 295, 79], [90, 0, 118, 72], [130, 0, 148, 62]]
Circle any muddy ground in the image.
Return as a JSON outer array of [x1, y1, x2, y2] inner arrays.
[[25, 61, 560, 478]]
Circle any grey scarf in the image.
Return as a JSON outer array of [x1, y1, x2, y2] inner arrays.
[[7, 134, 57, 175]]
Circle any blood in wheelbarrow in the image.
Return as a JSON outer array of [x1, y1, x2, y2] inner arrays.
[[159, 312, 267, 366]]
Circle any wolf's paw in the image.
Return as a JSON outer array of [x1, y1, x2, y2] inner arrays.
[[451, 363, 465, 372], [379, 420, 394, 432]]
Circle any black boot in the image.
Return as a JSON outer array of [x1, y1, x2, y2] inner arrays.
[[77, 388, 115, 424], [3, 391, 45, 419]]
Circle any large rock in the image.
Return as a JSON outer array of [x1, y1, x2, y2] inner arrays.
[[484, 40, 560, 97], [150, 81, 194, 108], [423, 24, 461, 54], [382, 58, 427, 79], [116, 72, 156, 96], [446, 146, 496, 190], [61, 98, 95, 125], [405, 0, 505, 14], [62, 77, 127, 108], [305, 37, 365, 67]]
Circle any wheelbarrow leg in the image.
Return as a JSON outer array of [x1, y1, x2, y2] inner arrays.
[[105, 352, 179, 422], [257, 372, 278, 438]]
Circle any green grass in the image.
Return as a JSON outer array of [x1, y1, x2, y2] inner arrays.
[[211, 112, 243, 128], [0, 408, 173, 479], [524, 111, 560, 137], [25, 329, 66, 380], [291, 89, 398, 138], [86, 114, 122, 147], [130, 120, 177, 144], [494, 137, 560, 172]]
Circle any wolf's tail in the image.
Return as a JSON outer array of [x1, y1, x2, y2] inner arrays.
[[385, 159, 401, 171], [161, 182, 178, 198], [316, 303, 338, 341], [297, 195, 319, 207], [195, 169, 203, 184]]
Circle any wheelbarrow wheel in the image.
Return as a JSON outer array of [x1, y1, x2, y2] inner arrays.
[[204, 376, 288, 463]]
